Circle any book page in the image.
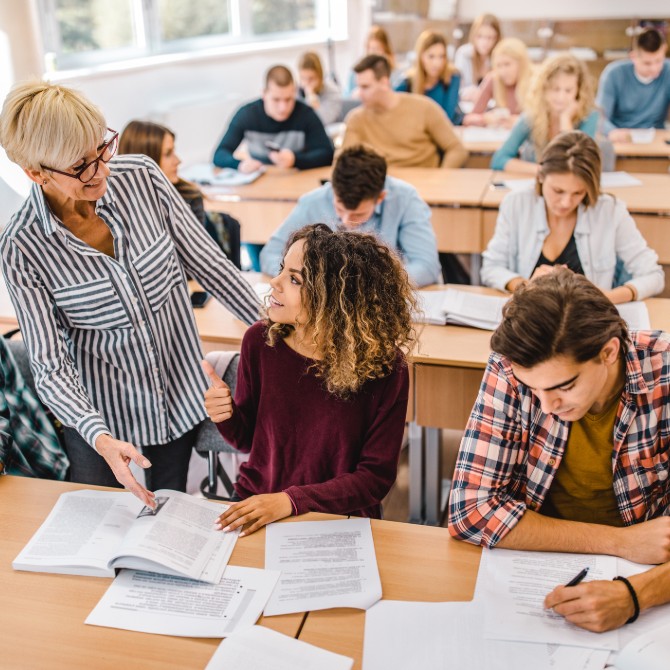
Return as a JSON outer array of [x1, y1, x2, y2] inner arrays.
[[481, 548, 620, 650], [206, 626, 354, 670], [111, 490, 238, 584], [85, 566, 279, 637], [263, 518, 382, 616], [12, 490, 141, 576], [443, 289, 507, 330]]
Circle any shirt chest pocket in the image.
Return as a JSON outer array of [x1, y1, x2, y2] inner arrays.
[[633, 450, 670, 504], [133, 233, 182, 312], [53, 279, 131, 330]]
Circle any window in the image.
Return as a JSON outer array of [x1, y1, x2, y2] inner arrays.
[[38, 0, 343, 72]]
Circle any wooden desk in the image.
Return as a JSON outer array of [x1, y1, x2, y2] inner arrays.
[[297, 517, 481, 670], [612, 129, 670, 173], [1, 476, 481, 670], [205, 167, 494, 254], [456, 127, 670, 174], [0, 476, 310, 670], [481, 172, 670, 264]]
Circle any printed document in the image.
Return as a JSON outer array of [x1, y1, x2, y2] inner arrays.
[[85, 565, 279, 637], [205, 625, 354, 670], [263, 518, 382, 616], [13, 489, 238, 583]]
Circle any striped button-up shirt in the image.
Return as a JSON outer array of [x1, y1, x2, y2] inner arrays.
[[448, 331, 670, 547], [1, 155, 260, 449], [0, 337, 68, 478]]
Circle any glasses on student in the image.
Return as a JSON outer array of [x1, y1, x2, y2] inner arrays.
[[41, 128, 119, 184]]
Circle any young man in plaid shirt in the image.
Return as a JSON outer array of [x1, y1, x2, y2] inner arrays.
[[448, 269, 670, 632]]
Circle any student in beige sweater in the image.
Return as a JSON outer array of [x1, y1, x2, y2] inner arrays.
[[341, 55, 469, 169]]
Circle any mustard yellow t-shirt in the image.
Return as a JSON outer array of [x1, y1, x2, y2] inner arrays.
[[541, 389, 624, 527]]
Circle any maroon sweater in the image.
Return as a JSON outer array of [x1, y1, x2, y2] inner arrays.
[[216, 322, 409, 518]]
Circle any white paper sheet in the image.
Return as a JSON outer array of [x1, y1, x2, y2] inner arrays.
[[481, 548, 620, 650], [613, 622, 670, 670], [363, 600, 604, 670], [85, 565, 279, 637], [461, 127, 512, 143], [263, 518, 382, 616], [600, 172, 643, 188], [615, 301, 651, 331], [205, 625, 353, 670]]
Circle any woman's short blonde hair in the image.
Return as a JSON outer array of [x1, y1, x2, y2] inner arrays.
[[0, 80, 106, 172]]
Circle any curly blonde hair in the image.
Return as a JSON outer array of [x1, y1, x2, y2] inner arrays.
[[265, 224, 417, 397], [524, 53, 595, 154]]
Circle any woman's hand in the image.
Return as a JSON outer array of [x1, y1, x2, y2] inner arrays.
[[214, 493, 294, 536], [202, 360, 233, 423], [95, 433, 156, 507], [530, 264, 564, 281]]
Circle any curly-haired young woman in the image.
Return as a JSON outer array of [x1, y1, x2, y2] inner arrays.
[[203, 223, 416, 535]]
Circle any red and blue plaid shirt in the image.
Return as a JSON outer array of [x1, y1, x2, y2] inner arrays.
[[448, 331, 670, 547]]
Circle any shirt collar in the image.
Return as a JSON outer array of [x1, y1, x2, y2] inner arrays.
[[28, 175, 117, 238], [623, 337, 650, 396]]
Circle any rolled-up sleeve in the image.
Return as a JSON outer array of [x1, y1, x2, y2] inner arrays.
[[448, 355, 529, 547]]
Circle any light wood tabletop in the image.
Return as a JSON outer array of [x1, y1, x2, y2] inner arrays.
[[297, 518, 481, 670], [0, 476, 304, 670]]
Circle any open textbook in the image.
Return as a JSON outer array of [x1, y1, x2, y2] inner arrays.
[[416, 289, 651, 331], [13, 489, 238, 584], [86, 566, 279, 638]]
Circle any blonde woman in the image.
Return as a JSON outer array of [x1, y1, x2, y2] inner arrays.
[[454, 13, 502, 100], [204, 224, 416, 532], [297, 51, 342, 126], [464, 37, 532, 128], [491, 53, 598, 173], [395, 30, 461, 123]]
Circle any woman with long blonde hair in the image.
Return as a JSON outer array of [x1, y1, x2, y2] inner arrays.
[[455, 13, 502, 100], [396, 30, 461, 123], [203, 224, 416, 534], [464, 37, 532, 127], [491, 53, 598, 174]]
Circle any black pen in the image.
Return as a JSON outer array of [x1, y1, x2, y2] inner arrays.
[[565, 567, 589, 587]]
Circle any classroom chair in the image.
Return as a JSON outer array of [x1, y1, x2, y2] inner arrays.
[[194, 350, 242, 500]]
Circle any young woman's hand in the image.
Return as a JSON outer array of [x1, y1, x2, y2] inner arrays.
[[202, 360, 233, 423], [214, 493, 294, 536]]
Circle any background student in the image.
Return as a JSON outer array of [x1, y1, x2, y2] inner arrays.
[[119, 120, 241, 268], [0, 81, 260, 503], [463, 37, 532, 128], [490, 53, 598, 173], [213, 65, 333, 173], [596, 27, 670, 142], [296, 51, 343, 127], [342, 55, 468, 168], [454, 13, 502, 101], [344, 25, 404, 97], [259, 145, 441, 287], [395, 30, 462, 124], [482, 131, 664, 303], [203, 224, 415, 534]]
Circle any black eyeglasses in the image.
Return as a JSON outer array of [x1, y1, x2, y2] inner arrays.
[[41, 128, 119, 184]]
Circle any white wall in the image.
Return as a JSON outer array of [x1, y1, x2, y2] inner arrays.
[[0, 0, 371, 168], [457, 0, 670, 21]]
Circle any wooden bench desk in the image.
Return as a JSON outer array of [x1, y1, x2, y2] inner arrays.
[[612, 129, 670, 173], [0, 476, 304, 670]]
